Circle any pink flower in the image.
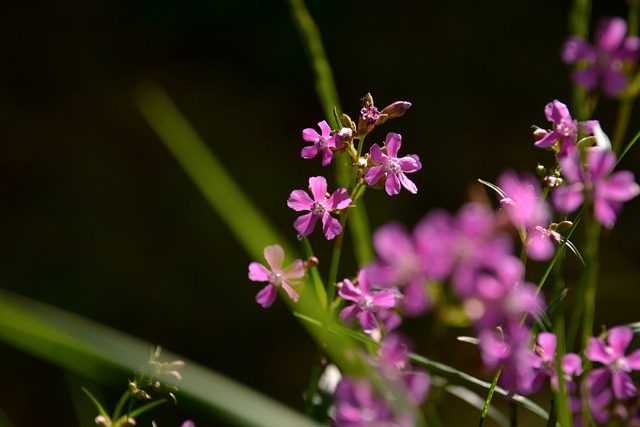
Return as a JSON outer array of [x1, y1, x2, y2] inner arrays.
[[562, 17, 640, 97], [248, 245, 304, 308], [533, 100, 598, 158], [287, 176, 351, 240], [338, 268, 398, 334], [364, 133, 422, 196], [586, 326, 640, 400], [301, 120, 338, 166]]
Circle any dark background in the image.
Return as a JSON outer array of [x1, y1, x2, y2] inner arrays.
[[1, 0, 639, 425]]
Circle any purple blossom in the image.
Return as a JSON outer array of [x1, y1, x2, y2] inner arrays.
[[533, 99, 598, 158], [562, 17, 640, 97], [338, 268, 399, 334], [287, 176, 352, 240], [526, 332, 583, 394], [495, 170, 559, 261], [497, 170, 550, 229], [248, 245, 305, 308], [376, 334, 430, 405], [331, 377, 414, 427], [371, 222, 432, 316], [479, 323, 538, 395], [364, 133, 422, 196], [585, 326, 640, 400], [526, 226, 562, 261], [553, 148, 640, 227], [301, 120, 338, 166]]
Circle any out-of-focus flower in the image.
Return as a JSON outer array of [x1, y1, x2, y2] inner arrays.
[[562, 17, 640, 96]]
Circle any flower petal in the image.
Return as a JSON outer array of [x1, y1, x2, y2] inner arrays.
[[293, 212, 318, 237], [301, 145, 319, 160], [326, 187, 352, 210], [364, 165, 385, 186], [607, 326, 633, 357], [256, 285, 277, 308], [302, 128, 321, 142], [280, 259, 305, 280], [384, 132, 402, 157], [248, 262, 271, 282], [369, 143, 386, 164], [385, 174, 401, 195], [398, 173, 418, 194], [612, 372, 637, 400], [317, 120, 332, 137], [287, 189, 314, 211], [321, 213, 342, 240], [263, 245, 285, 271], [596, 17, 627, 52], [308, 176, 328, 202], [280, 283, 300, 302]]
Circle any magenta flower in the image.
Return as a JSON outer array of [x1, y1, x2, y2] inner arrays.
[[562, 17, 640, 97], [526, 332, 583, 394], [495, 170, 561, 261], [248, 245, 305, 308], [331, 377, 414, 427], [287, 176, 351, 240], [553, 148, 640, 227], [533, 100, 598, 158], [338, 269, 398, 334], [376, 334, 430, 405], [364, 132, 422, 196], [301, 120, 338, 166], [371, 222, 432, 316], [586, 326, 640, 400]]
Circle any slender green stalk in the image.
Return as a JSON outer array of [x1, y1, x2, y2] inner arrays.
[[568, 0, 591, 121], [478, 368, 502, 427], [612, 99, 634, 154], [580, 210, 601, 351]]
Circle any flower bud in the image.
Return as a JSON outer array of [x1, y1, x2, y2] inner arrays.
[[380, 100, 411, 119], [532, 127, 549, 141]]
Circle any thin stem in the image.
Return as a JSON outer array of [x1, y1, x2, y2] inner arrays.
[[478, 368, 502, 427]]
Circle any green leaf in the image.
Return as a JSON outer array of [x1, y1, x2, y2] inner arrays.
[[81, 388, 110, 421]]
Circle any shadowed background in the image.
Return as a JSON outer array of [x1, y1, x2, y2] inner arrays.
[[1, 0, 639, 425]]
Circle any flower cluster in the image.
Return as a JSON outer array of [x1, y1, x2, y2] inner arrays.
[[243, 16, 640, 426]]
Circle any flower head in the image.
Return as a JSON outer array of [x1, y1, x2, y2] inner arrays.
[[533, 100, 598, 158], [338, 268, 399, 334], [586, 326, 640, 400], [562, 17, 640, 97], [364, 133, 422, 196], [248, 245, 305, 308], [287, 176, 351, 240], [301, 120, 338, 166]]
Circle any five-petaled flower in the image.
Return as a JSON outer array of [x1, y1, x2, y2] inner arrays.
[[338, 268, 398, 334], [562, 17, 640, 97], [248, 245, 305, 308], [364, 132, 422, 196], [301, 120, 338, 166], [287, 176, 351, 240], [586, 326, 640, 400]]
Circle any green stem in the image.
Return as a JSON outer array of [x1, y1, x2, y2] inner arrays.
[[612, 99, 634, 154], [581, 209, 601, 350], [568, 0, 591, 120], [478, 368, 502, 427]]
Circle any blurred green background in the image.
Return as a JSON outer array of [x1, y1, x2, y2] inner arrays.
[[1, 0, 640, 425]]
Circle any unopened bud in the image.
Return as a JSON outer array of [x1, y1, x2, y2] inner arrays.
[[543, 175, 560, 188], [380, 101, 411, 119], [555, 221, 574, 232], [337, 127, 353, 143], [532, 127, 549, 141], [536, 164, 547, 176], [95, 416, 110, 426], [304, 256, 319, 268]]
